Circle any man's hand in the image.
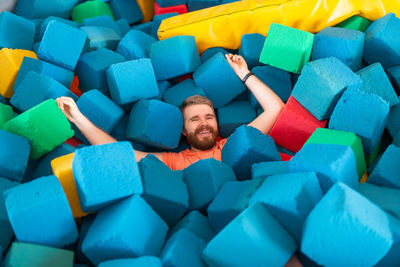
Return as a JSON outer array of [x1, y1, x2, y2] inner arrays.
[[225, 53, 250, 81], [56, 96, 84, 124]]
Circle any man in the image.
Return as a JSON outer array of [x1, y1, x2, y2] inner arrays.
[[56, 53, 285, 170]]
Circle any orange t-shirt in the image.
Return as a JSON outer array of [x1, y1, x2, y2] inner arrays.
[[161, 138, 228, 170]]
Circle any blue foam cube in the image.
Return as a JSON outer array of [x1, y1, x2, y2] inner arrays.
[[249, 172, 323, 242], [39, 16, 79, 40], [115, 19, 130, 36], [203, 202, 297, 267], [116, 29, 157, 60], [387, 66, 400, 94], [251, 161, 289, 179], [107, 59, 159, 105], [329, 88, 390, 154], [163, 79, 206, 107], [150, 13, 178, 39], [301, 182, 395, 266], [82, 195, 168, 265], [188, 0, 218, 11], [364, 13, 400, 68], [207, 179, 263, 232], [201, 47, 228, 63], [183, 158, 236, 211], [157, 0, 188, 7], [72, 142, 143, 212], [312, 26, 365, 71], [127, 99, 183, 149], [82, 15, 122, 37], [11, 71, 77, 112], [149, 35, 201, 80], [0, 11, 35, 50], [80, 26, 121, 51], [291, 57, 362, 120], [239, 33, 265, 69], [99, 257, 162, 267], [15, 0, 79, 19], [221, 125, 281, 179], [139, 155, 189, 226], [4, 175, 78, 247], [368, 144, 400, 189], [387, 97, 400, 138], [289, 143, 359, 193], [109, 0, 143, 24], [133, 21, 153, 36], [193, 52, 245, 108], [38, 20, 87, 71], [0, 178, 19, 253], [167, 210, 214, 243], [14, 57, 74, 90], [217, 101, 256, 138], [0, 129, 31, 182], [161, 229, 206, 267], [75, 48, 125, 96]]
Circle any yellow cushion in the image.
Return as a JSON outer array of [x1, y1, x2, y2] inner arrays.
[[51, 153, 88, 218], [137, 0, 155, 22], [0, 48, 37, 98], [158, 0, 400, 54]]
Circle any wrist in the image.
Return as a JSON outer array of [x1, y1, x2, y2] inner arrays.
[[241, 71, 255, 84]]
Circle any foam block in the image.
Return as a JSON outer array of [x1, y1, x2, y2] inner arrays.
[[368, 144, 400, 189], [364, 13, 400, 68], [72, 142, 142, 212], [149, 35, 201, 80], [357, 63, 399, 107], [2, 99, 74, 159], [133, 21, 154, 36], [200, 47, 227, 63], [249, 172, 322, 242], [154, 1, 188, 15], [106, 59, 159, 105], [38, 20, 86, 71], [203, 202, 297, 267], [0, 11, 35, 50], [80, 26, 121, 51], [75, 48, 125, 96], [15, 0, 79, 19], [4, 175, 78, 247], [3, 242, 74, 267], [116, 29, 157, 60], [83, 14, 122, 37], [291, 57, 362, 120], [188, 0, 218, 11], [71, 0, 114, 24], [109, 0, 143, 24], [115, 19, 130, 36], [0, 178, 19, 253], [387, 66, 400, 94], [193, 52, 245, 108], [82, 195, 168, 265], [238, 33, 265, 69], [0, 103, 13, 127], [249, 65, 292, 107], [167, 210, 214, 243], [183, 158, 236, 211], [329, 88, 390, 155], [301, 182, 394, 266], [150, 13, 179, 39], [387, 97, 400, 138], [259, 23, 314, 73], [139, 155, 188, 226], [305, 128, 366, 179], [77, 89, 124, 134], [217, 101, 256, 138], [99, 257, 162, 267], [251, 161, 289, 180], [335, 15, 372, 32], [127, 99, 183, 149], [222, 125, 281, 179], [157, 0, 188, 8], [0, 48, 37, 98], [39, 16, 80, 40], [207, 179, 263, 232], [161, 229, 206, 267], [14, 57, 74, 90], [163, 79, 205, 107], [289, 143, 359, 193], [269, 95, 326, 152], [11, 71, 77, 112]]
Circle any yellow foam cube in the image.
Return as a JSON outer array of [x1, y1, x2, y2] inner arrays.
[[51, 153, 88, 218], [137, 0, 155, 22], [0, 48, 37, 98], [360, 172, 369, 184]]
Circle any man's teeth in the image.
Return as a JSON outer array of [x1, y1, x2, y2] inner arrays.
[[200, 130, 210, 134]]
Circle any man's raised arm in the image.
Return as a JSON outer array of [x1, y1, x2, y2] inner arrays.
[[225, 54, 285, 135], [56, 96, 162, 161]]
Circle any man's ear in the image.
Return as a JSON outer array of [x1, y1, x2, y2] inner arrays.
[[182, 128, 187, 137]]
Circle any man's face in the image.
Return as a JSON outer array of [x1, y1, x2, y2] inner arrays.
[[182, 104, 219, 151]]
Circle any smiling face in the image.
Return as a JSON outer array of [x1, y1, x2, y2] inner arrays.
[[182, 103, 219, 151]]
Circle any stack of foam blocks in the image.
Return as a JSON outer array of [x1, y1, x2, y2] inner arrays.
[[1, 0, 400, 266]]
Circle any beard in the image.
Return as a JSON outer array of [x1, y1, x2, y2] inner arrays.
[[186, 125, 218, 151]]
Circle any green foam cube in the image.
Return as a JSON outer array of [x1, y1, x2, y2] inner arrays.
[[305, 128, 366, 179], [0, 103, 13, 128], [259, 23, 314, 74], [2, 99, 74, 159], [71, 0, 114, 24], [336, 16, 372, 32]]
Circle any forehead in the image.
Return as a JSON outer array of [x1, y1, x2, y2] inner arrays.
[[182, 104, 215, 119]]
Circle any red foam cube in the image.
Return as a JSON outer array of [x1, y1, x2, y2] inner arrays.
[[269, 95, 327, 153], [154, 1, 188, 15]]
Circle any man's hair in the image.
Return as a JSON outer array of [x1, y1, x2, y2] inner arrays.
[[180, 95, 214, 112]]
